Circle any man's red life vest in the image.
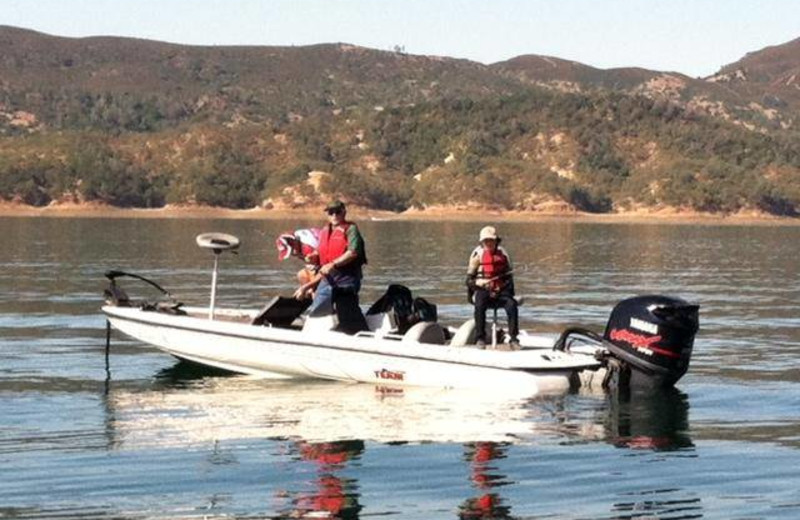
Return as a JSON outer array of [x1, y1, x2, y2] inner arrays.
[[480, 247, 510, 292], [318, 222, 352, 265]]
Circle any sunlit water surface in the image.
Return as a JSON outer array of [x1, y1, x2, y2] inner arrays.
[[1, 217, 800, 519]]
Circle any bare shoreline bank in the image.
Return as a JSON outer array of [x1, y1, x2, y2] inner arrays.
[[0, 202, 797, 226]]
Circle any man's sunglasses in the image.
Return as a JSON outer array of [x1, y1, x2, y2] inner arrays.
[[326, 209, 343, 216]]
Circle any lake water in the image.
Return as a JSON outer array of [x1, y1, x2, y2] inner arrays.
[[1, 216, 800, 519]]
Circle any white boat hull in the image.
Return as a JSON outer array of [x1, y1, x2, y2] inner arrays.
[[103, 305, 603, 395]]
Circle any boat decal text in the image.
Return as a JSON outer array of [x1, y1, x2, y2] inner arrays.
[[609, 328, 680, 359], [374, 368, 405, 381], [630, 317, 658, 335]]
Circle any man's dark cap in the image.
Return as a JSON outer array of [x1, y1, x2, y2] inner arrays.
[[325, 200, 346, 212]]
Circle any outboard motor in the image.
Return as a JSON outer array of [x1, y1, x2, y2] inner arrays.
[[603, 295, 699, 389]]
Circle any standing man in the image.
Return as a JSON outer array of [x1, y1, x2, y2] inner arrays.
[[302, 200, 367, 322], [466, 226, 519, 349]]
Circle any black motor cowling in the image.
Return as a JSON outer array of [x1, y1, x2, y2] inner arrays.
[[603, 295, 699, 389]]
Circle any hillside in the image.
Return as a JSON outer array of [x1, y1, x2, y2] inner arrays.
[[492, 55, 666, 90], [493, 51, 797, 134], [2, 26, 800, 216], [0, 26, 521, 128], [707, 37, 800, 121]]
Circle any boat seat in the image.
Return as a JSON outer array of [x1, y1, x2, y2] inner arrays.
[[450, 319, 477, 347], [366, 284, 415, 334], [251, 296, 311, 327], [401, 321, 447, 345], [365, 312, 398, 336], [302, 313, 338, 333]]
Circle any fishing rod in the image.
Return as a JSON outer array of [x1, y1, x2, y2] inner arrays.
[[475, 269, 516, 284]]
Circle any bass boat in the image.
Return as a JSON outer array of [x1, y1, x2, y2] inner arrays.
[[102, 233, 699, 395]]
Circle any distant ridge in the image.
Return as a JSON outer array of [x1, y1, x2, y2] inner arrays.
[[707, 36, 800, 114], [492, 54, 665, 90], [3, 25, 800, 122], [0, 25, 518, 117]]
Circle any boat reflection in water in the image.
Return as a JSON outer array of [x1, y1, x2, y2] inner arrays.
[[604, 387, 693, 452], [459, 442, 513, 519], [105, 362, 693, 518], [110, 361, 543, 446], [276, 440, 364, 520]]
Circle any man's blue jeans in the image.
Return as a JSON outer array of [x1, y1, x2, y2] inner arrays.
[[308, 277, 361, 316]]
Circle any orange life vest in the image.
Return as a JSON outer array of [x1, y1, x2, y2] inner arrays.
[[479, 247, 510, 292]]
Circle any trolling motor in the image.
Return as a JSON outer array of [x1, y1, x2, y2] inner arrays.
[[104, 270, 174, 307], [196, 233, 240, 320], [102, 269, 184, 370], [555, 295, 699, 389]]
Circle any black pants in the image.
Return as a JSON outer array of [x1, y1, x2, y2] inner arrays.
[[474, 288, 519, 342], [332, 287, 368, 335]]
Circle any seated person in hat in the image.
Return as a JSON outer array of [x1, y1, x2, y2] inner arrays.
[[275, 228, 321, 297], [298, 200, 368, 326], [465, 226, 520, 349]]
